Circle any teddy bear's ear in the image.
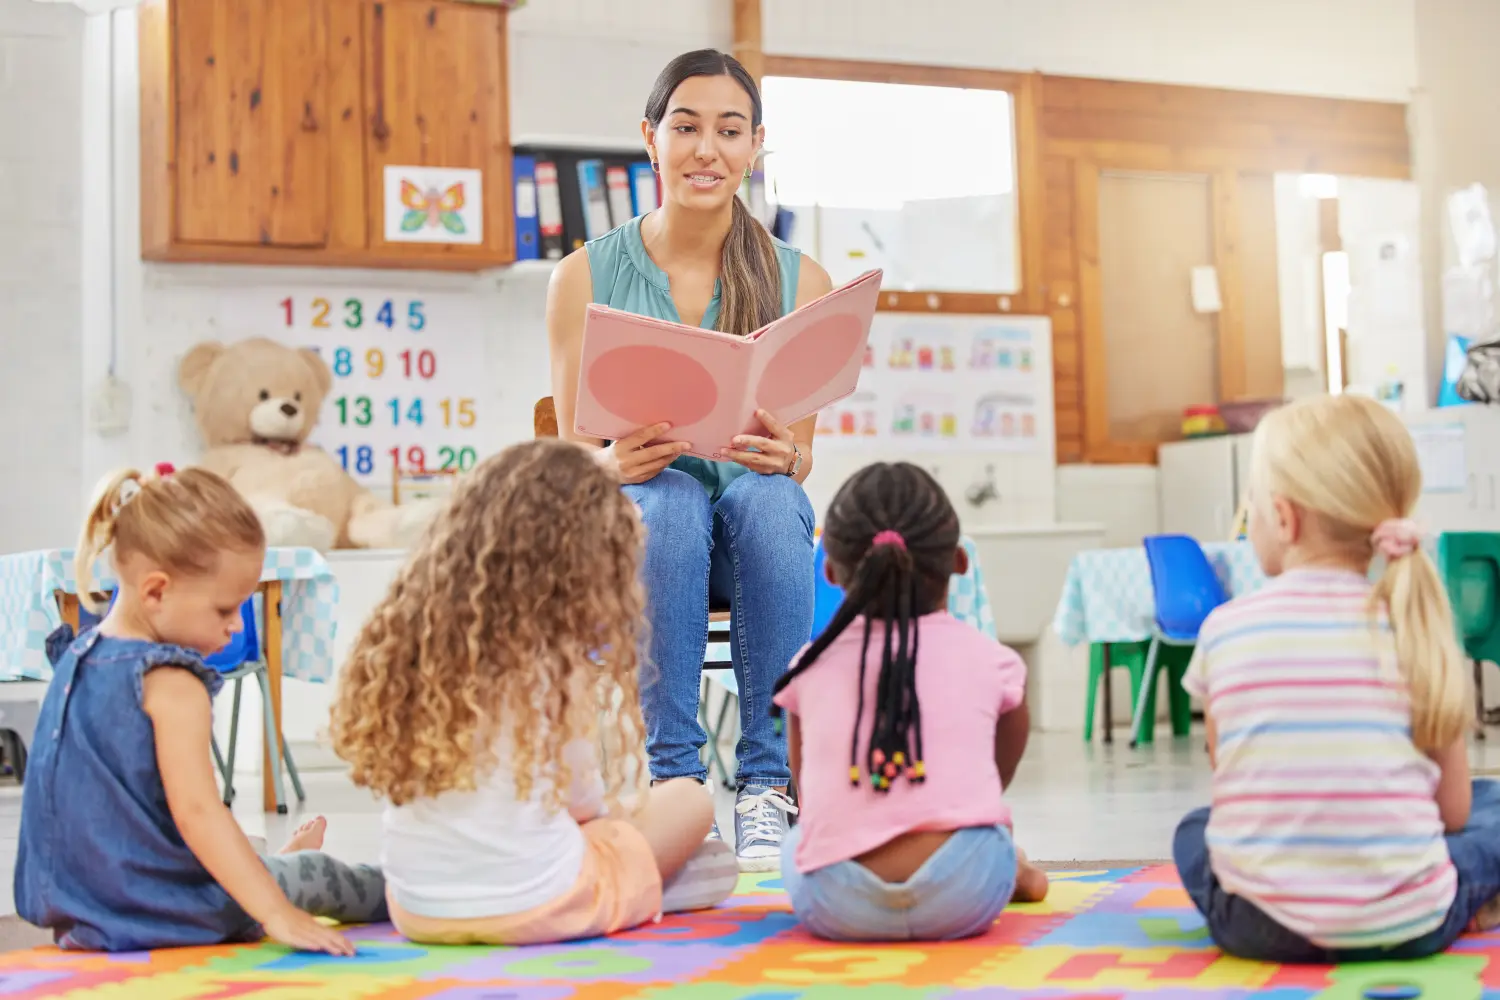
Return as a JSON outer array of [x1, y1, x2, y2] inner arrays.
[[178, 341, 225, 397], [299, 347, 333, 397]]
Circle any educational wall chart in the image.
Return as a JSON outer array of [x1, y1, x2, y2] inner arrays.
[[219, 289, 488, 489], [814, 314, 1052, 453]]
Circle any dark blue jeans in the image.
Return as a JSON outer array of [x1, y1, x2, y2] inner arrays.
[[623, 468, 815, 788], [1174, 779, 1500, 963]]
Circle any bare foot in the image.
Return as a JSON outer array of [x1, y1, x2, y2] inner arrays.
[[1012, 848, 1050, 903], [278, 816, 327, 855]]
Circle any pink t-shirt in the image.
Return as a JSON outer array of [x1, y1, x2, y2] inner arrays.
[[773, 611, 1027, 874]]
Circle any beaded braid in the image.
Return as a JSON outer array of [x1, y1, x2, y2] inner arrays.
[[772, 462, 959, 792]]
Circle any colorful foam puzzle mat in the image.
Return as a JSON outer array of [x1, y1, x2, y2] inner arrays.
[[2, 865, 1499, 998]]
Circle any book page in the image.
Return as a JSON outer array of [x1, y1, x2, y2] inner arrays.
[[745, 270, 883, 427]]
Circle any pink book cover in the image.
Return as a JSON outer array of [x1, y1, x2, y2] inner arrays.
[[575, 268, 883, 460]]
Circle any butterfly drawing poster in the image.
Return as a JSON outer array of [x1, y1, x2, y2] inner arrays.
[[382, 166, 484, 245]]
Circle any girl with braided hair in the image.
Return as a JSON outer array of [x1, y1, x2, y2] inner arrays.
[[771, 462, 1046, 941]]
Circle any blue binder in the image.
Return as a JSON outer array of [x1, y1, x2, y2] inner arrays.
[[629, 161, 659, 215], [512, 154, 540, 260]]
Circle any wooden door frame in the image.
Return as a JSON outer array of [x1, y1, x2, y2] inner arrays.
[[1075, 162, 1245, 464], [751, 55, 1045, 316], [733, 0, 1044, 317]]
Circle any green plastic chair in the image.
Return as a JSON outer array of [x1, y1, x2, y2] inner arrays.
[[1084, 640, 1193, 744], [1437, 532, 1500, 739]]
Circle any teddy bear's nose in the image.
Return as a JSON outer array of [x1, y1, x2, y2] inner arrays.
[[280, 402, 299, 417]]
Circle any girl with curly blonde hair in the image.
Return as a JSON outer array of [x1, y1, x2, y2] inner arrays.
[[332, 439, 738, 945]]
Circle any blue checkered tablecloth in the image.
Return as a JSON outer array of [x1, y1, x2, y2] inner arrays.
[[706, 535, 994, 694], [1051, 541, 1268, 646], [0, 547, 339, 682], [1052, 538, 1442, 647]]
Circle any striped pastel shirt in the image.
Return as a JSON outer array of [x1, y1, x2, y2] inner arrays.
[[1182, 568, 1456, 949]]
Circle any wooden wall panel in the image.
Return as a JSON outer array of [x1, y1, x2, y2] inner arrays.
[[1043, 155, 1082, 462], [1039, 74, 1408, 464], [736, 15, 1414, 464]]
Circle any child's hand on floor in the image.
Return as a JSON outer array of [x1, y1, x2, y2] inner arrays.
[[262, 905, 357, 956]]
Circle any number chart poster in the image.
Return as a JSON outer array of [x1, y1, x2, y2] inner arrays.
[[220, 290, 487, 487], [814, 314, 1053, 454]]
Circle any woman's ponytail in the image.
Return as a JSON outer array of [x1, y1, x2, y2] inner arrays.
[[719, 194, 782, 336]]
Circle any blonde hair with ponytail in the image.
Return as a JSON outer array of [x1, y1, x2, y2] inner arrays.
[[76, 467, 265, 613], [1250, 395, 1469, 753]]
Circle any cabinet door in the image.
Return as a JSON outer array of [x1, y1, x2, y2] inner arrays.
[[172, 0, 356, 248], [363, 0, 513, 265], [1158, 437, 1237, 542]]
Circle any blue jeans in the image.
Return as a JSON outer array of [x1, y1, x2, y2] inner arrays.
[[623, 468, 814, 788], [1174, 779, 1500, 963], [780, 824, 1017, 941]]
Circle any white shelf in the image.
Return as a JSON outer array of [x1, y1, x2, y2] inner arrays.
[[511, 133, 644, 155], [497, 258, 560, 280]]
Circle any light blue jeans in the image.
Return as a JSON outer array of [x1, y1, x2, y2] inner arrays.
[[780, 824, 1018, 941], [623, 468, 815, 788]]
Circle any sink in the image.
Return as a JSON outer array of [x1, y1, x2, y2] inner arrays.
[[966, 522, 1106, 644]]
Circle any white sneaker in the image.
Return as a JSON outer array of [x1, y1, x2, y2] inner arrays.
[[661, 839, 738, 912], [733, 785, 797, 873]]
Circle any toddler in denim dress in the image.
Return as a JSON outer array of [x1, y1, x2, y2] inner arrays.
[[770, 462, 1048, 942], [15, 466, 385, 954]]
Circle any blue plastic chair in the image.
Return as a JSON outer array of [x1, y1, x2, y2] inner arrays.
[[1131, 534, 1229, 748], [208, 598, 304, 814], [71, 591, 302, 813], [811, 538, 843, 640]]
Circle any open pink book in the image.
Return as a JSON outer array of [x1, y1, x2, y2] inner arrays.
[[575, 269, 883, 460]]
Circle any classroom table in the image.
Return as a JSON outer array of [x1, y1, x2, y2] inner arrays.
[[0, 547, 338, 812], [1051, 541, 1267, 742], [1050, 537, 1438, 741]]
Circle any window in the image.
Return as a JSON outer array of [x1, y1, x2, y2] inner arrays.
[[760, 76, 1021, 294]]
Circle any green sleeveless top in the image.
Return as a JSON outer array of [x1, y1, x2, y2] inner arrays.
[[586, 214, 803, 502]]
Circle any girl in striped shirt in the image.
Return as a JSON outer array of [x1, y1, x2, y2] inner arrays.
[[1174, 393, 1500, 962]]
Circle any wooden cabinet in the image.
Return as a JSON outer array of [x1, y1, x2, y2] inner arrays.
[[362, 0, 510, 265], [139, 0, 513, 270]]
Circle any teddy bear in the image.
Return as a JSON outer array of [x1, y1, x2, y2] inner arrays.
[[177, 337, 434, 550]]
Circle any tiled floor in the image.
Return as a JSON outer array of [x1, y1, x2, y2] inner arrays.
[[5, 728, 1500, 934]]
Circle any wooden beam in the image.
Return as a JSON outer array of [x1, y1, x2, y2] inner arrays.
[[1212, 169, 1247, 402], [1041, 137, 1409, 181], [1072, 161, 1109, 457], [761, 54, 1024, 92], [1014, 72, 1046, 315], [732, 0, 763, 86], [875, 290, 1025, 314]]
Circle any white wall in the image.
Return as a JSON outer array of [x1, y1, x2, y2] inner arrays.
[[1410, 0, 1500, 405], [0, 0, 82, 554], [765, 0, 1417, 102], [10, 0, 1428, 550], [507, 0, 729, 147]]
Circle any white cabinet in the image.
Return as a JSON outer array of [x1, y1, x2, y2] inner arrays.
[[1158, 434, 1254, 542], [1159, 407, 1500, 544]]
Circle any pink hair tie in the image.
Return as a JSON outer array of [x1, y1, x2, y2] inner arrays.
[[871, 530, 906, 551], [154, 462, 176, 477], [1372, 518, 1421, 559]]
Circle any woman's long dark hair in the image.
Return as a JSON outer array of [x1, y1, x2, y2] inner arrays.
[[644, 49, 781, 338], [773, 463, 960, 791]]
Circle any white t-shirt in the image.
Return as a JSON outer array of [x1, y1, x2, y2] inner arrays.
[[382, 737, 606, 919]]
